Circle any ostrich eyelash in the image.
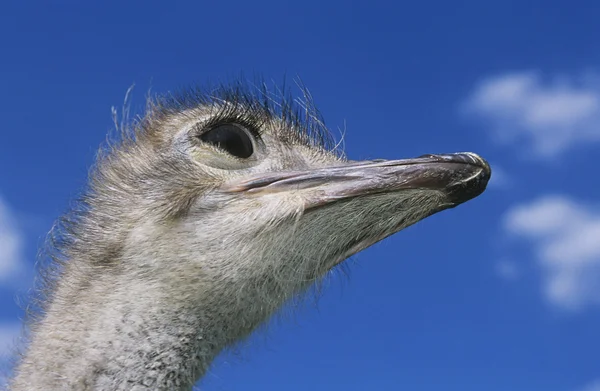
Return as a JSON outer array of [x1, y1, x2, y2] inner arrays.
[[192, 103, 267, 141]]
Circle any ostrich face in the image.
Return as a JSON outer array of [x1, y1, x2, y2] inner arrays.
[[90, 88, 490, 334], [121, 96, 489, 305]]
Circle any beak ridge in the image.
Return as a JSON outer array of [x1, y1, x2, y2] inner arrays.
[[224, 152, 491, 207]]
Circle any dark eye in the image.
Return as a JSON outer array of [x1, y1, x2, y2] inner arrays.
[[199, 124, 254, 159]]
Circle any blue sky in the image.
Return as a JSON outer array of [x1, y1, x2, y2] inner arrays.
[[1, 1, 600, 390]]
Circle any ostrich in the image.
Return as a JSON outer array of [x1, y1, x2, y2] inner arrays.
[[9, 83, 490, 390]]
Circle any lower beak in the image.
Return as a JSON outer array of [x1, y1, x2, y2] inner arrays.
[[223, 152, 491, 209]]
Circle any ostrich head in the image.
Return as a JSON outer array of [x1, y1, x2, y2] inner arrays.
[[11, 83, 490, 390]]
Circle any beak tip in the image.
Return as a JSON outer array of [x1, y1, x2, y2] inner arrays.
[[416, 152, 491, 205]]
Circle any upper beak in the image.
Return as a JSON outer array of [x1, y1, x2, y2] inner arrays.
[[223, 152, 491, 209]]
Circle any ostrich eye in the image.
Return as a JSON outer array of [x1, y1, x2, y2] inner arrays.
[[200, 124, 254, 159]]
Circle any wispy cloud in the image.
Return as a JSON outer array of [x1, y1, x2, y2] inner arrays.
[[486, 164, 512, 189], [0, 322, 20, 358], [0, 321, 21, 387], [0, 197, 27, 286], [504, 195, 600, 311], [578, 379, 600, 391], [462, 71, 600, 157], [495, 259, 520, 281]]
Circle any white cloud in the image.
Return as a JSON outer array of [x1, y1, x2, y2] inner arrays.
[[0, 196, 27, 285], [504, 195, 600, 311], [462, 71, 600, 157]]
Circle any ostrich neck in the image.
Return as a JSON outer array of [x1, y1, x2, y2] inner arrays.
[[11, 206, 311, 390], [11, 258, 244, 391]]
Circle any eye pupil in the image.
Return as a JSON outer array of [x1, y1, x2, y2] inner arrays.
[[200, 124, 254, 158]]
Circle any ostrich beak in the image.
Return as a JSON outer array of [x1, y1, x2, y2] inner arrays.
[[224, 152, 491, 209]]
